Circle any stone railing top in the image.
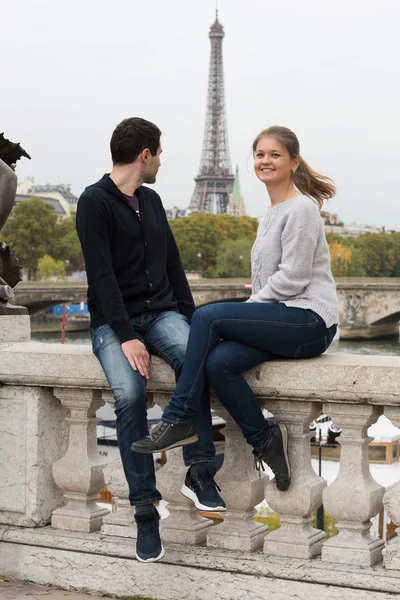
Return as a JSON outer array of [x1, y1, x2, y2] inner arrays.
[[1, 341, 400, 405]]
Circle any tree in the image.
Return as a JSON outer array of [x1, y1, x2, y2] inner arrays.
[[205, 214, 258, 243], [37, 255, 66, 280], [388, 233, 400, 277], [326, 231, 400, 278], [328, 242, 352, 276], [52, 214, 84, 271], [214, 238, 252, 278], [1, 198, 57, 279], [353, 233, 396, 277], [170, 215, 219, 274], [170, 214, 258, 276], [346, 246, 366, 277], [326, 232, 352, 247]]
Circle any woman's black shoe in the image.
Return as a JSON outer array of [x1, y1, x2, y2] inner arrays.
[[253, 423, 291, 491]]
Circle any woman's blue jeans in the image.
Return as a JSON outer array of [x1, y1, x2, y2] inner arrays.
[[162, 302, 337, 450]]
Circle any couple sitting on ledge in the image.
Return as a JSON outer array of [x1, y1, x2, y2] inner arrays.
[[76, 117, 338, 563]]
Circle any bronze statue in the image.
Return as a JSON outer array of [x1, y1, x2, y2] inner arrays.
[[0, 133, 31, 310]]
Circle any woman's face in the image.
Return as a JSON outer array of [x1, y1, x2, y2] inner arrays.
[[254, 136, 298, 186]]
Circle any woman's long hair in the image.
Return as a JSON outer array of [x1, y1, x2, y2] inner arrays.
[[252, 126, 336, 209]]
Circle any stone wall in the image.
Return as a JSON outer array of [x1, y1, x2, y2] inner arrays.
[[1, 340, 400, 598]]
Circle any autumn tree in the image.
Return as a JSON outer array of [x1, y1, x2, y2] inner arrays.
[[328, 242, 352, 276], [37, 255, 66, 280]]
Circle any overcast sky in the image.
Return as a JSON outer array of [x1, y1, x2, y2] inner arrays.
[[2, 0, 400, 228]]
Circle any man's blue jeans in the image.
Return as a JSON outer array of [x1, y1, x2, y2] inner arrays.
[[162, 302, 337, 451], [91, 310, 215, 506]]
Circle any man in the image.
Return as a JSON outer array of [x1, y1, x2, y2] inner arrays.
[[76, 117, 225, 564]]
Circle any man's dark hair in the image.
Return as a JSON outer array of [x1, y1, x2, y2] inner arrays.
[[110, 117, 161, 165]]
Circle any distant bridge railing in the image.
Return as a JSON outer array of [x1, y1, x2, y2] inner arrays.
[[335, 277, 400, 285], [16, 276, 400, 288]]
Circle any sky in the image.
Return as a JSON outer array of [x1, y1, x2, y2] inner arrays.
[[2, 0, 400, 228]]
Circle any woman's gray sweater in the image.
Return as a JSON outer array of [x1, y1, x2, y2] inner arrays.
[[248, 194, 338, 328]]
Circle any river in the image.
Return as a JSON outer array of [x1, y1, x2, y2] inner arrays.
[[30, 330, 400, 356]]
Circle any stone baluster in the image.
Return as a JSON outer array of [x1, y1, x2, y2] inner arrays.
[[382, 406, 400, 570], [155, 393, 214, 544], [263, 400, 326, 558], [51, 388, 109, 532], [207, 402, 268, 551], [100, 390, 137, 538], [322, 403, 384, 567]]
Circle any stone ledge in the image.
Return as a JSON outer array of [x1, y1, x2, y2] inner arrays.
[[0, 315, 30, 343], [1, 341, 400, 404], [7, 545, 397, 600], [0, 525, 400, 597]]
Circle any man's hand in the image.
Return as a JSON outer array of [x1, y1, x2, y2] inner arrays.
[[121, 339, 150, 379]]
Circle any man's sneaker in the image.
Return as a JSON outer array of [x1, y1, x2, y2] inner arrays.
[[253, 423, 291, 491], [131, 420, 198, 454], [181, 463, 226, 512], [134, 507, 165, 563]]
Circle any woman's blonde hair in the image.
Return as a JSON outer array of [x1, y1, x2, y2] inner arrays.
[[252, 126, 336, 209]]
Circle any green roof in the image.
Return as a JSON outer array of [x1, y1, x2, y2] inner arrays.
[[232, 165, 242, 200]]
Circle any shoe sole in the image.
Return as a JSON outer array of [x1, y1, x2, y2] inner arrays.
[[278, 423, 291, 490], [132, 434, 199, 454], [180, 484, 226, 512], [135, 545, 165, 563]]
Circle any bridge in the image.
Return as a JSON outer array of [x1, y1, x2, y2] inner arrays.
[[13, 281, 251, 313], [2, 336, 400, 596], [13, 279, 400, 340], [336, 281, 400, 339]]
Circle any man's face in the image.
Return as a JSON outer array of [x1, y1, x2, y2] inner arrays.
[[143, 144, 162, 184]]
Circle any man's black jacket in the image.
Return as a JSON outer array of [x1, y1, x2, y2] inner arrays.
[[76, 174, 195, 343]]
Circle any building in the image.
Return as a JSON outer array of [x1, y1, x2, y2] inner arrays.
[[322, 211, 385, 236], [16, 177, 78, 219], [226, 166, 246, 217], [165, 206, 187, 220], [340, 223, 384, 237], [323, 213, 340, 226]]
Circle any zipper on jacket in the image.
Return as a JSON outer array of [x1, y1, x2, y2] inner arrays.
[[136, 190, 153, 295]]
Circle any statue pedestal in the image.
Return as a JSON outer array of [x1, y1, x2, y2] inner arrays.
[[0, 304, 31, 343]]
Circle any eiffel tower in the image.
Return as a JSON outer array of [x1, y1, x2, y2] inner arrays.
[[188, 10, 234, 214]]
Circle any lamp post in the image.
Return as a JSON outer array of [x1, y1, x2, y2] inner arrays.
[[196, 252, 202, 277], [311, 422, 342, 532], [316, 427, 324, 531]]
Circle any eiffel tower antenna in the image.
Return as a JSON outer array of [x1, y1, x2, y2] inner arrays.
[[188, 8, 234, 214]]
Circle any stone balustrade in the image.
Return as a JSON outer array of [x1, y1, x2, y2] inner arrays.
[[1, 339, 400, 598]]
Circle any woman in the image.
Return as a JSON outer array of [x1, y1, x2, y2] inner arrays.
[[132, 126, 338, 493]]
